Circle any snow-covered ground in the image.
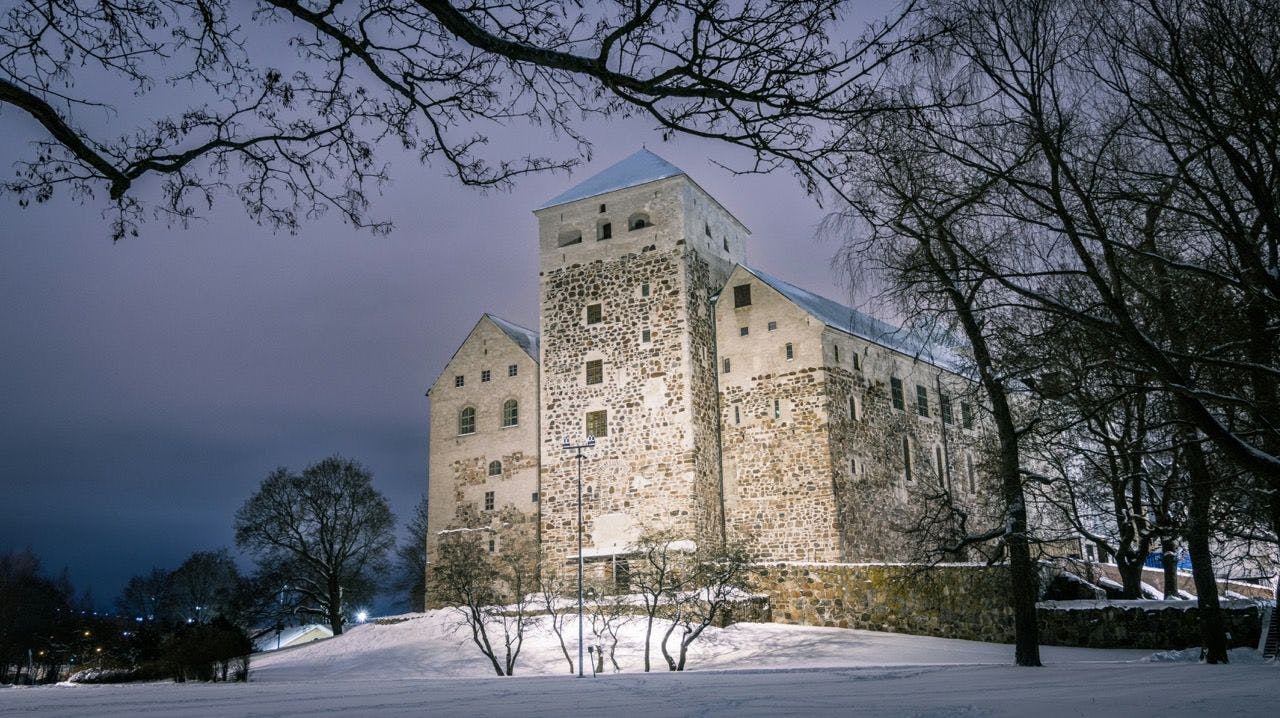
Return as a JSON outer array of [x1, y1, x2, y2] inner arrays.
[[2, 611, 1274, 716]]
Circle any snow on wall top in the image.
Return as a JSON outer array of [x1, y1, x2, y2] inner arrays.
[[536, 148, 685, 210], [742, 266, 964, 372], [486, 314, 540, 361]]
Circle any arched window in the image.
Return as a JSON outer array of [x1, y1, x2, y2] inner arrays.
[[628, 212, 651, 230], [502, 399, 518, 427], [458, 407, 476, 435], [488, 460, 502, 476], [558, 228, 583, 247]]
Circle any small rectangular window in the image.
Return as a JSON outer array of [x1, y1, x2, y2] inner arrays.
[[455, 375, 465, 388], [773, 399, 781, 419], [785, 343, 794, 360], [917, 385, 929, 417], [734, 405, 740, 424], [481, 370, 491, 383], [849, 395, 861, 421], [941, 394, 953, 425], [852, 354, 860, 371], [599, 203, 606, 213], [641, 329, 651, 343], [851, 458, 858, 475], [891, 378, 904, 410], [641, 283, 650, 297], [484, 491, 495, 511], [733, 284, 752, 308], [739, 326, 749, 336], [586, 303, 602, 324], [834, 345, 840, 362], [488, 539, 496, 554], [508, 364, 518, 377], [767, 321, 777, 331], [722, 357, 731, 374], [935, 446, 946, 487], [967, 454, 977, 493], [723, 237, 729, 252], [586, 410, 608, 438], [532, 491, 540, 503], [962, 402, 974, 429], [586, 359, 603, 385]]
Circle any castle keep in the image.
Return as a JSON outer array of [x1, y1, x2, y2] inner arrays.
[[426, 149, 986, 578]]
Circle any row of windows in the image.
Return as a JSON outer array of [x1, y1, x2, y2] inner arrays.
[[900, 437, 979, 493], [481, 489, 539, 512], [458, 400, 520, 435], [556, 209, 652, 247], [454, 364, 519, 387], [889, 378, 974, 428]]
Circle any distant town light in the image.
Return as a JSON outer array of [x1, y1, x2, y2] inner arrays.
[[356, 610, 369, 623]]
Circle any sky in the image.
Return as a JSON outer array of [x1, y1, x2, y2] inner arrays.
[[0, 9, 883, 611]]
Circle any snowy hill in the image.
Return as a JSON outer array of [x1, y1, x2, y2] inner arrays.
[[3, 613, 1275, 717]]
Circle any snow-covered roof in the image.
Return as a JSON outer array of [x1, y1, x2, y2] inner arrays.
[[536, 148, 685, 210], [739, 266, 963, 372], [486, 313, 540, 360]]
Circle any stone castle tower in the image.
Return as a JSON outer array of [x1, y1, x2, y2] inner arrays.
[[533, 149, 748, 563]]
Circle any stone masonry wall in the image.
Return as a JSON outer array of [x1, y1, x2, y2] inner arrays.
[[1037, 600, 1261, 649], [536, 175, 742, 562], [755, 563, 1017, 643]]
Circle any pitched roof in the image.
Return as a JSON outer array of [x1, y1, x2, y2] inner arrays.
[[486, 314, 540, 360], [426, 314, 540, 395], [536, 148, 685, 210], [740, 266, 963, 371]]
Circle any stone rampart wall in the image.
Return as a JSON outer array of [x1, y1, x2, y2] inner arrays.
[[754, 563, 1016, 643], [1037, 601, 1261, 649]]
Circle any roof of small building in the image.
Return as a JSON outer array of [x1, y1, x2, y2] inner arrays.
[[738, 266, 963, 371], [486, 314, 540, 360], [536, 148, 685, 210]]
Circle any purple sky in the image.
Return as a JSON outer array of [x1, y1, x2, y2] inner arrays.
[[0, 106, 860, 607]]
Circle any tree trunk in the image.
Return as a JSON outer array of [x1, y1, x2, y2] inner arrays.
[[1160, 537, 1180, 599], [642, 611, 654, 672], [1116, 553, 1146, 599], [1179, 426, 1228, 663]]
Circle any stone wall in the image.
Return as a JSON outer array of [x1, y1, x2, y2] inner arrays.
[[535, 174, 741, 564], [754, 562, 1017, 643], [1037, 600, 1262, 649]]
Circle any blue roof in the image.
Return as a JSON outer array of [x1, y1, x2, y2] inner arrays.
[[536, 149, 685, 210], [486, 314, 540, 361], [741, 267, 963, 371]]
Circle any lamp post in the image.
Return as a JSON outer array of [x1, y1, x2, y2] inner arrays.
[[562, 435, 595, 678]]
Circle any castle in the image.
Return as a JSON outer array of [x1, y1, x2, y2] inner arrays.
[[425, 149, 989, 583]]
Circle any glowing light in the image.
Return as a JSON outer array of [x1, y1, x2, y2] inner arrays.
[[356, 610, 369, 623]]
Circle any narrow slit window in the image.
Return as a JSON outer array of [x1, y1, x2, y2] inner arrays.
[[773, 399, 781, 419], [967, 454, 977, 493], [935, 446, 946, 487], [734, 406, 740, 424], [785, 343, 794, 360], [722, 357, 731, 374], [902, 437, 913, 483]]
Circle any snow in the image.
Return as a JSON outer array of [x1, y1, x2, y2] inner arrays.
[[2, 612, 1275, 717], [536, 149, 684, 210]]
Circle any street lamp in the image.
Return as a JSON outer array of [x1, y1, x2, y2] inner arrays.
[[562, 434, 595, 678]]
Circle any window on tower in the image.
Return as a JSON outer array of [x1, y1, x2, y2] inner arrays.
[[502, 399, 519, 427], [458, 407, 476, 435], [598, 221, 612, 240], [488, 461, 502, 476], [733, 284, 752, 308], [586, 410, 608, 438], [585, 359, 603, 385], [916, 385, 930, 417], [558, 229, 583, 247], [586, 303, 602, 325]]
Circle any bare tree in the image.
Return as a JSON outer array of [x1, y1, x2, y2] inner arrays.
[[1, 1, 925, 240], [659, 542, 756, 671], [391, 494, 430, 612], [234, 456, 395, 635], [631, 529, 689, 673], [432, 530, 537, 676], [537, 562, 576, 675], [585, 580, 634, 673]]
